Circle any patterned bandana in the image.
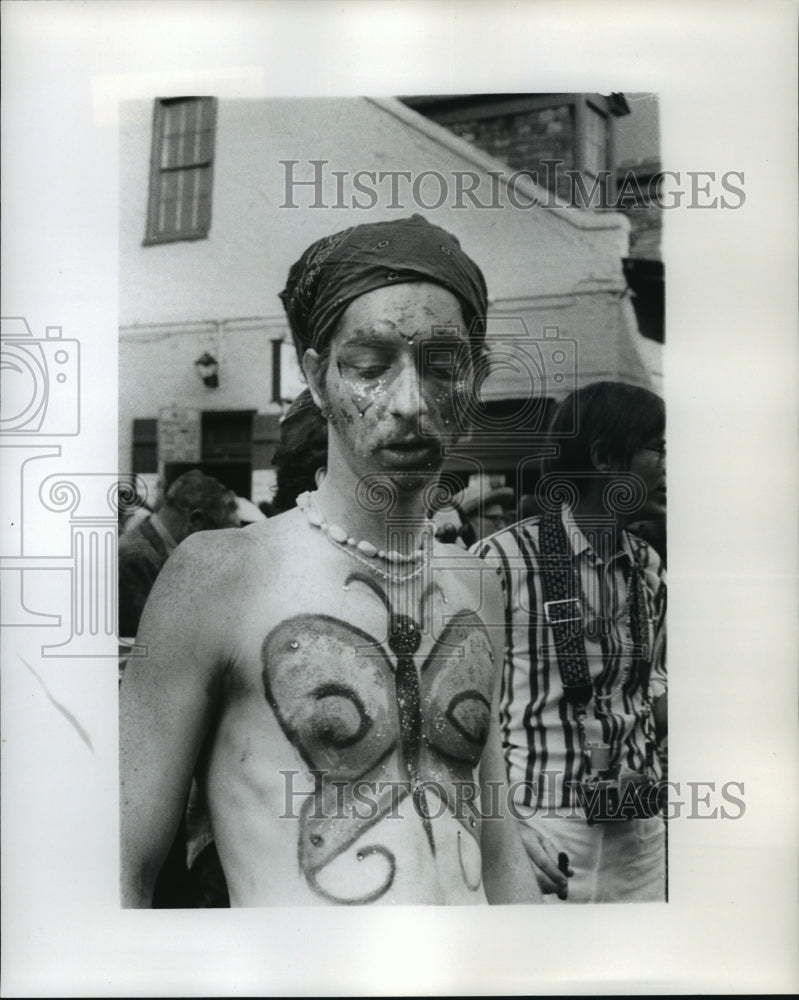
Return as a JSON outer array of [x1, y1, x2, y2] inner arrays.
[[279, 214, 488, 364]]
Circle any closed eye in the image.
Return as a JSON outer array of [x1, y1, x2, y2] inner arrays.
[[337, 361, 390, 381]]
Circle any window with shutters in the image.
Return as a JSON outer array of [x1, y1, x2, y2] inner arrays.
[[131, 418, 158, 473], [144, 97, 217, 244]]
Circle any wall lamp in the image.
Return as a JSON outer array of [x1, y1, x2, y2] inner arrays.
[[194, 351, 219, 388]]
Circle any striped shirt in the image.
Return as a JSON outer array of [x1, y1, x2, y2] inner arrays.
[[472, 506, 666, 812]]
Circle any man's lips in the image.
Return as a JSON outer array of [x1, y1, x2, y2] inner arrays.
[[382, 436, 437, 451], [380, 437, 442, 463]]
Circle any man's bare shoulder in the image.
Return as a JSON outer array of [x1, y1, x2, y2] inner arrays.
[[141, 508, 305, 617], [171, 508, 301, 565], [238, 506, 306, 546]]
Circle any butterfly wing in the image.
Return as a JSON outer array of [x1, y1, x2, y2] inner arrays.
[[421, 610, 495, 767], [417, 610, 496, 891], [262, 613, 406, 902]]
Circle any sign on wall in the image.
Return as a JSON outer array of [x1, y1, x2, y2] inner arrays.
[[157, 406, 201, 464]]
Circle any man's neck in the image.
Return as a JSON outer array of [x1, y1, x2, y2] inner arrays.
[[312, 473, 432, 554], [153, 506, 184, 547], [569, 491, 629, 555]]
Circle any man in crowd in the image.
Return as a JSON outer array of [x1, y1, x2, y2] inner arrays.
[[270, 388, 328, 513], [473, 381, 667, 902], [118, 469, 240, 639], [120, 215, 540, 907], [459, 483, 516, 542], [119, 468, 239, 907]]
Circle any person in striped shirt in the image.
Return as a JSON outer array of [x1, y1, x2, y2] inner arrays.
[[473, 381, 667, 902]]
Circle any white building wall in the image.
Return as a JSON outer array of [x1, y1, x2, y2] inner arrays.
[[119, 96, 661, 480]]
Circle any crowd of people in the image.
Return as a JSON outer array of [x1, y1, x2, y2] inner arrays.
[[119, 215, 666, 907]]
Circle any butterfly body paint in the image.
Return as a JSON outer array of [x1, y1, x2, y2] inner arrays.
[[261, 573, 494, 904]]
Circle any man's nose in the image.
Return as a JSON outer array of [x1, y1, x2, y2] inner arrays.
[[388, 360, 429, 420]]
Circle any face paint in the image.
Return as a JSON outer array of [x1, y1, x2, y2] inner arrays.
[[322, 283, 474, 483], [261, 572, 493, 903]]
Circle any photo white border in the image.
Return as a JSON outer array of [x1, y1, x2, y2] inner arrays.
[[2, 1, 797, 995]]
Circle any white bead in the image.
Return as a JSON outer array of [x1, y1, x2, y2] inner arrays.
[[328, 524, 348, 544], [357, 540, 378, 558]]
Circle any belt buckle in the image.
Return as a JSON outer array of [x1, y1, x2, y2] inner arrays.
[[544, 598, 582, 625]]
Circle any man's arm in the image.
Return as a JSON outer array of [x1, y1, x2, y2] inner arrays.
[[119, 531, 239, 907], [642, 540, 667, 744], [118, 553, 159, 640], [477, 570, 542, 904], [479, 711, 543, 904]]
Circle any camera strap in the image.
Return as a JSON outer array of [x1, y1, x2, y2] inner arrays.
[[538, 510, 655, 773], [539, 510, 594, 707]]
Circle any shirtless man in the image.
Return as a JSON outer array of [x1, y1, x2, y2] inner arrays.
[[120, 215, 540, 906]]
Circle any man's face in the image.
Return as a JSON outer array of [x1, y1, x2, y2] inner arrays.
[[628, 437, 666, 521], [306, 282, 473, 486]]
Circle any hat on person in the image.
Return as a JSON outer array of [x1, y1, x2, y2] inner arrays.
[[457, 485, 515, 517], [165, 469, 238, 526]]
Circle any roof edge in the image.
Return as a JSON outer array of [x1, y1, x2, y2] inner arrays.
[[366, 96, 630, 236]]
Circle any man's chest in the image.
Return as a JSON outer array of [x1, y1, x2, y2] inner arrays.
[[212, 561, 498, 905], [231, 563, 496, 765]]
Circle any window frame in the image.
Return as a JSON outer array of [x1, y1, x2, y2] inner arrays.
[[143, 96, 217, 246]]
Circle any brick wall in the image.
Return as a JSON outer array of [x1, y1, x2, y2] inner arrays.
[[438, 104, 578, 202]]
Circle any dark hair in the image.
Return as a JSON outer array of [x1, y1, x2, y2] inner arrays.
[[271, 389, 328, 513], [164, 469, 238, 527], [542, 381, 665, 489]]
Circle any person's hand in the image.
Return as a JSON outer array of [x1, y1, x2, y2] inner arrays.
[[517, 822, 573, 899]]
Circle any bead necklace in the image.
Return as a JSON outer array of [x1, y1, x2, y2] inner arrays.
[[296, 490, 433, 583]]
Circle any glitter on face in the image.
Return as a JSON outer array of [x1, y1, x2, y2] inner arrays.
[[322, 283, 475, 481]]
